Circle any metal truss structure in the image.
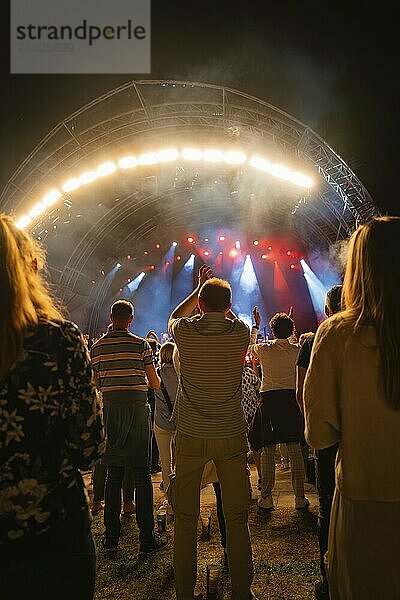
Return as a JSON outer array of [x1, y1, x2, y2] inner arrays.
[[0, 80, 380, 331]]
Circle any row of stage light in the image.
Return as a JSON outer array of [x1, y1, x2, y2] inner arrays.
[[15, 147, 314, 230]]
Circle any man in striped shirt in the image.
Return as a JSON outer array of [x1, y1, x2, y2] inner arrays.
[[168, 266, 257, 600], [91, 300, 167, 554]]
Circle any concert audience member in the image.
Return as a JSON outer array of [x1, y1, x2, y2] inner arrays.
[[90, 300, 167, 554], [296, 284, 342, 600], [0, 215, 104, 600], [146, 336, 161, 473], [249, 309, 308, 510], [168, 267, 257, 600], [154, 341, 177, 511], [304, 217, 400, 600]]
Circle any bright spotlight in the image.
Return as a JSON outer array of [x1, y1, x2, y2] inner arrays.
[[184, 254, 195, 269], [219, 235, 225, 241], [204, 250, 210, 257], [203, 149, 223, 162], [261, 254, 267, 259], [97, 161, 116, 177], [43, 189, 61, 207], [116, 262, 121, 268], [253, 240, 259, 246], [139, 152, 158, 165], [229, 248, 239, 258], [181, 148, 203, 161], [15, 215, 32, 229], [250, 156, 270, 171], [172, 241, 178, 247], [29, 202, 45, 219], [79, 170, 98, 185], [268, 164, 291, 181], [235, 240, 241, 250], [118, 156, 138, 169], [290, 172, 313, 188], [187, 237, 195, 244], [224, 150, 246, 164], [157, 148, 179, 162], [62, 178, 80, 193]]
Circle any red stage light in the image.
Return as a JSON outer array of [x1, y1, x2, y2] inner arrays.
[[155, 243, 160, 249], [261, 254, 267, 259], [287, 250, 291, 256], [229, 248, 238, 258], [204, 238, 209, 242], [91, 280, 96, 284], [150, 265, 155, 270], [101, 270, 105, 276], [127, 254, 131, 260], [290, 264, 295, 269], [144, 251, 148, 255], [187, 236, 195, 243], [127, 278, 131, 282], [204, 250, 210, 256], [176, 256, 181, 261], [219, 235, 225, 241], [253, 240, 259, 246], [268, 246, 272, 251], [219, 251, 223, 255]]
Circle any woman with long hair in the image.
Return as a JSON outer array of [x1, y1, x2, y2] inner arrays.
[[0, 215, 104, 600], [304, 216, 400, 599]]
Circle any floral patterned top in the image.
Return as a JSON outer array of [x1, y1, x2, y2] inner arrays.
[[0, 320, 105, 549]]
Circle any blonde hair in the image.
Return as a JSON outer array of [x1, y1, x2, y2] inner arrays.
[[0, 215, 63, 379], [342, 216, 400, 409], [159, 341, 175, 365]]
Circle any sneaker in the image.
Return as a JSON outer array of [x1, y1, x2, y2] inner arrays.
[[257, 495, 274, 511], [91, 501, 103, 515], [295, 496, 310, 510], [122, 501, 135, 516], [314, 580, 329, 599], [139, 532, 168, 555]]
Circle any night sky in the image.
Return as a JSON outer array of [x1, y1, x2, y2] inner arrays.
[[1, 3, 399, 216]]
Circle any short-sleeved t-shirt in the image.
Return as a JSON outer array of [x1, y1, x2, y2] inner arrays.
[[169, 312, 250, 438], [91, 329, 153, 397]]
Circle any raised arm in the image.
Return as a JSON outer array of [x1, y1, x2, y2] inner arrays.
[[248, 306, 261, 356], [169, 265, 212, 321]]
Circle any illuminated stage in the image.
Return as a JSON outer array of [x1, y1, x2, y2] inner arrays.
[[0, 81, 380, 336]]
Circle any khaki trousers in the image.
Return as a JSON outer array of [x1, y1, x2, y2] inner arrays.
[[168, 432, 253, 600], [154, 424, 175, 493]]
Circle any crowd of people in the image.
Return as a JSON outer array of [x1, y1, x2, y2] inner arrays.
[[1, 212, 400, 600]]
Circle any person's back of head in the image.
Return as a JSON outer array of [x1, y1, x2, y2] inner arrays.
[[269, 312, 294, 339], [110, 300, 134, 329], [325, 284, 343, 317], [146, 337, 159, 357], [0, 214, 62, 379], [159, 341, 175, 366], [198, 277, 231, 312], [342, 216, 400, 409]]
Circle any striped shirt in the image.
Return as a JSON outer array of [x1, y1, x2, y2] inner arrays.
[[90, 328, 153, 396], [169, 312, 250, 438]]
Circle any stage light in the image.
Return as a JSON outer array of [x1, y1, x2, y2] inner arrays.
[[261, 254, 267, 259], [62, 178, 80, 193], [16, 215, 32, 229], [29, 202, 45, 219], [219, 235, 225, 241], [97, 161, 116, 177], [253, 240, 259, 246], [290, 172, 313, 188], [155, 244, 160, 249], [290, 264, 295, 269], [235, 241, 241, 250], [250, 156, 270, 171], [204, 250, 210, 257], [224, 150, 246, 164], [172, 241, 178, 247], [203, 149, 223, 162], [229, 248, 239, 258], [187, 236, 195, 243], [43, 189, 62, 206], [157, 148, 179, 162], [139, 152, 158, 165], [127, 255, 132, 260], [204, 238, 209, 242], [79, 170, 98, 185], [268, 164, 291, 181], [219, 251, 223, 255], [118, 156, 138, 169], [181, 147, 202, 161], [287, 250, 291, 256], [144, 251, 148, 255], [176, 255, 181, 261], [268, 246, 272, 251], [116, 262, 121, 268], [91, 280, 96, 284], [149, 265, 155, 270], [101, 270, 105, 276]]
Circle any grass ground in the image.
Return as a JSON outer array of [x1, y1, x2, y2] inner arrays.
[[91, 471, 320, 600]]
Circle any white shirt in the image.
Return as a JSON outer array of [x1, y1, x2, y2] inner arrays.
[[249, 328, 299, 392]]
